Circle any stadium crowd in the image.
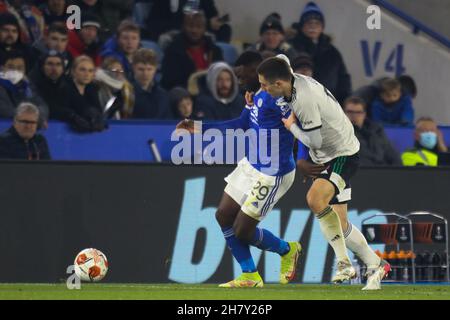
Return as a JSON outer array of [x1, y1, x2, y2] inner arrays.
[[0, 0, 448, 165]]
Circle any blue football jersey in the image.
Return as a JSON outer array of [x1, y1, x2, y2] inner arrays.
[[246, 90, 295, 176]]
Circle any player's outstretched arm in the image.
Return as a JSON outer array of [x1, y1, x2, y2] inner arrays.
[[282, 113, 323, 149]]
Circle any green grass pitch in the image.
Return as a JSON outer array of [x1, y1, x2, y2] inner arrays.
[[0, 283, 449, 300]]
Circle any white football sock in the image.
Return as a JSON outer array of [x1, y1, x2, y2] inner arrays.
[[317, 206, 350, 263], [344, 223, 381, 268]]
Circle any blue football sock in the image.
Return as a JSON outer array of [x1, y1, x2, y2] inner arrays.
[[222, 227, 256, 273], [251, 228, 290, 256]]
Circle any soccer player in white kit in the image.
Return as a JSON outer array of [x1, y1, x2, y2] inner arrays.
[[256, 56, 391, 290]]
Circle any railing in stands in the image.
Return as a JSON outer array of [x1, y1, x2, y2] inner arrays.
[[372, 0, 450, 49]]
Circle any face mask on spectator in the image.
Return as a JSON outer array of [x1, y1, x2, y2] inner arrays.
[[0, 70, 24, 85], [419, 131, 437, 149]]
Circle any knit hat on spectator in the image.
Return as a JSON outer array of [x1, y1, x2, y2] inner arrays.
[[40, 49, 65, 66], [81, 13, 101, 29], [299, 2, 325, 27], [0, 12, 20, 31], [260, 16, 284, 35]]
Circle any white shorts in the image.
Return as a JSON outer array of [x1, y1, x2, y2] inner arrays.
[[224, 158, 295, 221]]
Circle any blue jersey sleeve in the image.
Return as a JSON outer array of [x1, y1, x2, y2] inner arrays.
[[297, 140, 309, 160], [400, 95, 414, 125], [201, 107, 251, 133]]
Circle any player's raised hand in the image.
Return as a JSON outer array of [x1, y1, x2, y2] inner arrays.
[[245, 91, 254, 106], [282, 112, 297, 130], [175, 119, 197, 134]]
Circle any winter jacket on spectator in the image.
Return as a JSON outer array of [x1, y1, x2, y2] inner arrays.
[[0, 76, 49, 124], [28, 64, 72, 121], [66, 79, 105, 132], [67, 30, 102, 66], [354, 119, 402, 166], [289, 32, 351, 104], [0, 126, 51, 160], [194, 62, 244, 120], [132, 80, 172, 119], [161, 32, 223, 90], [370, 94, 414, 126]]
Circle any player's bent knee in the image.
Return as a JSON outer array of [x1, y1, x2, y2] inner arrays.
[[306, 190, 326, 213]]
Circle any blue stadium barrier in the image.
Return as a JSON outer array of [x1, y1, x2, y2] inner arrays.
[[0, 120, 449, 162], [372, 0, 450, 49]]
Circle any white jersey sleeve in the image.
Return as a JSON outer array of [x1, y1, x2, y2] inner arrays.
[[288, 74, 360, 164]]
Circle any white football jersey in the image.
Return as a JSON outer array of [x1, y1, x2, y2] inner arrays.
[[288, 73, 360, 164]]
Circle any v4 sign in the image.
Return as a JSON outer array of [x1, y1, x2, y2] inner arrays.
[[361, 40, 406, 77]]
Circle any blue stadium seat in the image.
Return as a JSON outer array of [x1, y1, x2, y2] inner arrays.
[[140, 40, 164, 65], [216, 42, 238, 66]]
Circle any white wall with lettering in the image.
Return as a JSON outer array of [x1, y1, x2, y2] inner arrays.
[[216, 0, 450, 124]]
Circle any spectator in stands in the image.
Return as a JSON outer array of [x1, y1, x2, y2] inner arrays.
[[370, 78, 414, 126], [0, 102, 51, 160], [344, 96, 401, 166], [402, 117, 448, 167], [170, 86, 193, 120], [161, 10, 223, 90], [66, 55, 105, 132], [0, 0, 45, 45], [291, 52, 313, 77], [144, 0, 232, 43], [353, 74, 418, 110], [28, 50, 73, 122], [101, 20, 141, 81], [0, 12, 37, 71], [67, 13, 102, 66], [39, 0, 69, 26], [95, 56, 134, 119], [289, 1, 351, 103], [193, 61, 243, 120], [72, 0, 134, 41], [33, 22, 72, 72], [250, 13, 297, 60], [0, 50, 48, 125], [131, 48, 171, 119]]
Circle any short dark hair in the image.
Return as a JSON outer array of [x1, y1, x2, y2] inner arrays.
[[257, 57, 292, 82], [117, 20, 140, 37], [48, 22, 68, 36], [0, 50, 25, 66], [235, 51, 263, 67], [379, 78, 401, 94], [344, 96, 367, 111]]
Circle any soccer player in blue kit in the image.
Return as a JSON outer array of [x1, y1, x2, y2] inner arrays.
[[176, 52, 301, 287]]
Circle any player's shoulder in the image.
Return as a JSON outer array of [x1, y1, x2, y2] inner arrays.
[[254, 89, 277, 106]]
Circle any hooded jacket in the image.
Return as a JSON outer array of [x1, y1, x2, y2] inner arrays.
[[289, 32, 351, 104], [28, 61, 73, 121], [194, 62, 244, 120]]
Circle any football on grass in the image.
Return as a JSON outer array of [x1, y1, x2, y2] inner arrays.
[[74, 248, 108, 282]]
